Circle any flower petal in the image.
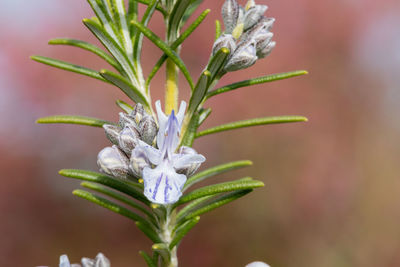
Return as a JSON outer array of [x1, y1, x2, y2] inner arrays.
[[143, 164, 187, 204], [155, 100, 168, 148], [173, 153, 206, 169], [176, 101, 187, 126], [135, 140, 162, 165], [59, 255, 71, 267]]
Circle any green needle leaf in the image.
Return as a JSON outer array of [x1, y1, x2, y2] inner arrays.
[[178, 178, 264, 204], [196, 116, 308, 138], [206, 70, 308, 99], [180, 112, 200, 147], [168, 0, 192, 39], [188, 70, 211, 114], [139, 251, 157, 267], [136, 221, 162, 243], [206, 47, 230, 85], [198, 108, 212, 126], [215, 19, 222, 40], [30, 55, 106, 82], [48, 38, 123, 73], [180, 190, 252, 222], [169, 216, 200, 249], [131, 20, 194, 89], [116, 99, 134, 113], [36, 115, 112, 127], [152, 243, 170, 263], [133, 0, 159, 63], [100, 69, 149, 106], [182, 0, 204, 23], [183, 160, 253, 191], [80, 182, 153, 219], [73, 189, 147, 223], [60, 169, 149, 204], [83, 18, 138, 85], [146, 9, 210, 88]]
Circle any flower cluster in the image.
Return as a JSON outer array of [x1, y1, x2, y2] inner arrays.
[[97, 103, 157, 180], [39, 253, 109, 267], [97, 101, 205, 205], [213, 0, 275, 72]]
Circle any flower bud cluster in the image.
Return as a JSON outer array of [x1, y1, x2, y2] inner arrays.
[[97, 103, 157, 180], [55, 253, 109, 267], [213, 0, 276, 72]]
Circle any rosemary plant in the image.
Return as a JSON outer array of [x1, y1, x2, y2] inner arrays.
[[32, 0, 307, 266]]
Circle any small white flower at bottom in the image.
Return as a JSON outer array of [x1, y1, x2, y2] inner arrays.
[[246, 261, 271, 267]]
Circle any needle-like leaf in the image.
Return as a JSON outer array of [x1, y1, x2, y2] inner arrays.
[[116, 99, 134, 113], [188, 70, 211, 114], [179, 190, 252, 223], [146, 9, 210, 88], [215, 19, 222, 40], [83, 18, 139, 85], [30, 55, 106, 82], [131, 20, 194, 89], [100, 69, 149, 106], [139, 251, 157, 267], [183, 160, 253, 191], [178, 178, 264, 204], [206, 70, 308, 99], [169, 216, 200, 249], [80, 181, 153, 219], [48, 38, 123, 73], [196, 116, 308, 138], [60, 169, 149, 204], [73, 189, 147, 223], [36, 115, 112, 127]]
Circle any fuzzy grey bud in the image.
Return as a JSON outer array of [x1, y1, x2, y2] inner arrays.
[[225, 40, 257, 71], [103, 124, 121, 145], [138, 115, 157, 145], [237, 5, 245, 24], [222, 0, 239, 34], [176, 146, 202, 176], [118, 125, 140, 155], [212, 34, 237, 56], [254, 31, 273, 53], [257, 40, 276, 58], [130, 103, 145, 123], [97, 146, 130, 179], [119, 112, 137, 128], [130, 147, 150, 178], [243, 5, 268, 30], [81, 253, 110, 267]]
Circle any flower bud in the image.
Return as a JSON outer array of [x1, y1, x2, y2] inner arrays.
[[243, 5, 268, 30], [130, 103, 145, 123], [222, 0, 239, 34], [212, 34, 237, 56], [176, 146, 202, 176], [103, 124, 121, 145], [130, 147, 150, 178], [257, 41, 276, 58], [254, 31, 273, 53], [119, 112, 137, 128], [97, 146, 130, 179], [139, 115, 157, 145], [225, 39, 257, 71], [118, 125, 140, 155], [81, 253, 110, 267]]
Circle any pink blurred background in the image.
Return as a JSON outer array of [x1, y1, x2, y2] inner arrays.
[[1, 0, 400, 266]]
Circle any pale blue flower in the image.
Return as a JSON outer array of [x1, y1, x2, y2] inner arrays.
[[132, 100, 206, 204]]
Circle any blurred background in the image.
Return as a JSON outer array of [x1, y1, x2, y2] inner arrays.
[[1, 0, 400, 266]]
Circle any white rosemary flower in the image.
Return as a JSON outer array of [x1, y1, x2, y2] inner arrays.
[[131, 100, 206, 204]]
